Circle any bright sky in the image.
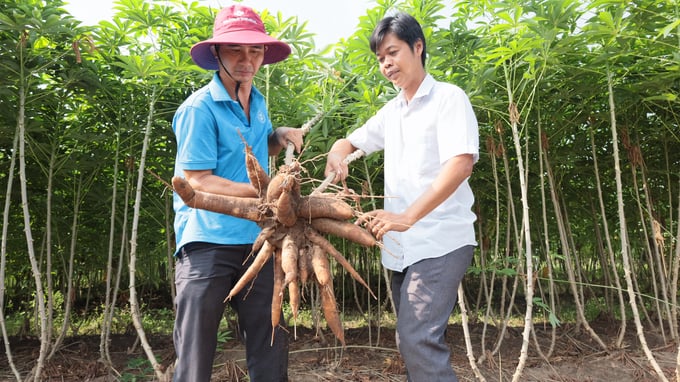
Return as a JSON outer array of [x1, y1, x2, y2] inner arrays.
[[63, 0, 374, 48]]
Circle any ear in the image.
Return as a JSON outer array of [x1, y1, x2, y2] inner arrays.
[[210, 44, 218, 58], [414, 39, 424, 56]]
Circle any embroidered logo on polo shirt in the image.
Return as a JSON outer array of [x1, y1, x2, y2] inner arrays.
[[257, 111, 266, 123]]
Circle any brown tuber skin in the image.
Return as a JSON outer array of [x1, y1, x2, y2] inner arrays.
[[172, 176, 264, 222], [239, 129, 270, 198], [311, 218, 377, 247], [275, 189, 299, 227], [271, 248, 285, 345], [296, 195, 354, 220], [173, 142, 377, 345], [225, 240, 275, 301]]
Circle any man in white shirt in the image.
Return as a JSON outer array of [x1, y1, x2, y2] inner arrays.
[[324, 11, 479, 382]]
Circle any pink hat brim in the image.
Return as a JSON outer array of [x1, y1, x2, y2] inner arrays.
[[190, 30, 291, 70]]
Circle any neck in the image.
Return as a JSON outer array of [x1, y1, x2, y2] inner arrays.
[[218, 72, 246, 98], [403, 71, 427, 103], [219, 71, 252, 113]]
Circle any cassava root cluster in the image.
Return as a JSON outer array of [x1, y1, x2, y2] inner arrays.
[[171, 142, 376, 346]]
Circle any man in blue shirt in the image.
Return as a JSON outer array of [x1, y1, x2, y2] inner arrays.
[[172, 4, 303, 381]]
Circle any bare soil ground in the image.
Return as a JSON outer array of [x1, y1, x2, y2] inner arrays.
[[2, 317, 677, 381]]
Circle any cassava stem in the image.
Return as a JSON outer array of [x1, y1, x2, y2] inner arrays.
[[312, 149, 365, 195], [285, 111, 324, 165]]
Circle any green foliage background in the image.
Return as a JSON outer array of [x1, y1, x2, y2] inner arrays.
[[1, 0, 678, 335]]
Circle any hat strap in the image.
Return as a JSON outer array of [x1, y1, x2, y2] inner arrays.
[[215, 45, 243, 110]]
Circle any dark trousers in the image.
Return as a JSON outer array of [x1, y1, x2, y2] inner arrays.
[[173, 242, 288, 382], [391, 246, 474, 382]]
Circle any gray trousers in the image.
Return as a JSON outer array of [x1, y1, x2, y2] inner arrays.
[[391, 245, 474, 382], [173, 242, 289, 382]]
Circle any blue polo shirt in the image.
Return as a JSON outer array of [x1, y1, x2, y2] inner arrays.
[[172, 72, 272, 254]]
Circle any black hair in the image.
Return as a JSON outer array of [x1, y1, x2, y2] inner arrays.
[[369, 12, 426, 67]]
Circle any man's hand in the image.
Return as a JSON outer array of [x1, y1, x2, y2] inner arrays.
[[324, 151, 350, 183], [323, 138, 357, 183], [270, 126, 304, 154], [356, 210, 412, 241]]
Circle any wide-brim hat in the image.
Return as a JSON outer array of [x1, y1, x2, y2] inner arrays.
[[190, 4, 291, 70]]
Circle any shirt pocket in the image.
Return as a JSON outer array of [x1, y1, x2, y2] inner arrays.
[[403, 120, 439, 178]]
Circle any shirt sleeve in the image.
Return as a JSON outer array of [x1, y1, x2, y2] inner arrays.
[[347, 105, 388, 155], [173, 105, 218, 171], [436, 85, 479, 164]]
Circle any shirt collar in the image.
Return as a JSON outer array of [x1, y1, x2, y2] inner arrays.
[[396, 73, 435, 106], [208, 72, 263, 103]]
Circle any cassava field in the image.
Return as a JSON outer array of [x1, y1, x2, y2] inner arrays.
[[1, 315, 676, 381], [1, 0, 679, 381]]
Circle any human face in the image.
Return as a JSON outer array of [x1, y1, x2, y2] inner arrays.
[[216, 44, 266, 83], [375, 32, 424, 92]]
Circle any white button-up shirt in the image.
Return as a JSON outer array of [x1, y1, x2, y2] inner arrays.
[[348, 74, 479, 271]]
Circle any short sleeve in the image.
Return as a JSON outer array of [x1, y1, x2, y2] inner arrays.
[[173, 105, 218, 171], [347, 104, 390, 155], [436, 86, 479, 164]]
